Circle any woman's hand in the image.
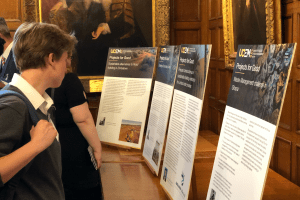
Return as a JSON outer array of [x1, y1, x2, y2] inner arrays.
[[93, 147, 102, 169]]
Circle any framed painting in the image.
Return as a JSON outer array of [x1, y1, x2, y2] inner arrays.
[[39, 0, 156, 76], [222, 0, 282, 69]]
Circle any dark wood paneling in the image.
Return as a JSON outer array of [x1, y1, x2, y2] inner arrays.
[[208, 29, 212, 46], [174, 29, 200, 45], [209, 0, 222, 20], [209, 0, 218, 20], [210, 28, 218, 58], [86, 93, 101, 125], [297, 145, 300, 185], [210, 106, 219, 134], [297, 13, 300, 69], [220, 28, 224, 58], [270, 136, 279, 171], [219, 69, 228, 102], [270, 143, 276, 170], [172, 0, 201, 21], [279, 80, 292, 131], [297, 80, 300, 133], [0, 0, 24, 31], [219, 0, 223, 18], [282, 14, 293, 43], [209, 68, 217, 97], [277, 136, 292, 180], [282, 0, 294, 5], [218, 110, 224, 133]]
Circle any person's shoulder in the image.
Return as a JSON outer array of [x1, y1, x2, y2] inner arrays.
[[63, 73, 82, 87], [0, 94, 27, 116], [65, 72, 79, 80]]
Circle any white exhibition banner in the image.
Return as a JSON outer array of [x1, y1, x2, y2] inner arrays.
[[96, 47, 158, 149], [206, 44, 297, 200], [143, 46, 180, 175], [160, 44, 212, 200]]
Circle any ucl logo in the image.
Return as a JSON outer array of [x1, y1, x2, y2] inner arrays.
[[161, 48, 167, 53], [111, 49, 123, 53], [181, 47, 189, 54], [239, 49, 253, 58]]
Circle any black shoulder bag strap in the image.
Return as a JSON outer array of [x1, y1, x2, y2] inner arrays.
[[0, 88, 40, 200]]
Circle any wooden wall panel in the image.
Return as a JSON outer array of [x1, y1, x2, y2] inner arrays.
[[174, 29, 200, 45], [209, 0, 218, 20], [219, 111, 224, 133], [208, 0, 222, 19], [279, 80, 292, 131], [277, 137, 292, 180], [205, 0, 225, 135], [270, 144, 276, 170], [297, 145, 300, 185], [297, 13, 300, 69], [282, 0, 294, 5], [86, 93, 101, 125], [282, 15, 293, 43], [210, 29, 218, 59], [210, 106, 219, 134], [210, 68, 217, 97], [297, 80, 300, 132], [0, 0, 24, 31], [219, 69, 228, 102], [172, 0, 201, 21], [220, 28, 224, 59]]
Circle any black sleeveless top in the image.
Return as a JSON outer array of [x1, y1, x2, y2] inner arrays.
[[47, 73, 99, 189]]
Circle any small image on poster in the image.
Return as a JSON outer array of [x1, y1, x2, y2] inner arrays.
[[99, 117, 106, 126], [118, 120, 142, 144], [151, 141, 160, 165], [209, 189, 216, 200]]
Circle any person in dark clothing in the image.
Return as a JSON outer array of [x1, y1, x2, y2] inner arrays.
[[47, 68, 103, 200], [0, 22, 77, 199]]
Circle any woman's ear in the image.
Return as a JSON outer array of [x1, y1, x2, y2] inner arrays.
[[45, 53, 55, 69]]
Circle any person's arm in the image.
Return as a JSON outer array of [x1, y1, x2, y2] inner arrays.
[[70, 102, 102, 168], [0, 120, 58, 184]]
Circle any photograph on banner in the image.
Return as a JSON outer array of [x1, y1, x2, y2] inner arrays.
[[96, 47, 157, 149], [206, 44, 296, 200], [160, 44, 212, 200], [118, 119, 142, 144], [142, 45, 180, 175]]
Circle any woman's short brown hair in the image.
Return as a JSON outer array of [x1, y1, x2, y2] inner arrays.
[[13, 22, 77, 72]]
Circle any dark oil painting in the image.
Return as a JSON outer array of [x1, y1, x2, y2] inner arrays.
[[40, 0, 153, 75]]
